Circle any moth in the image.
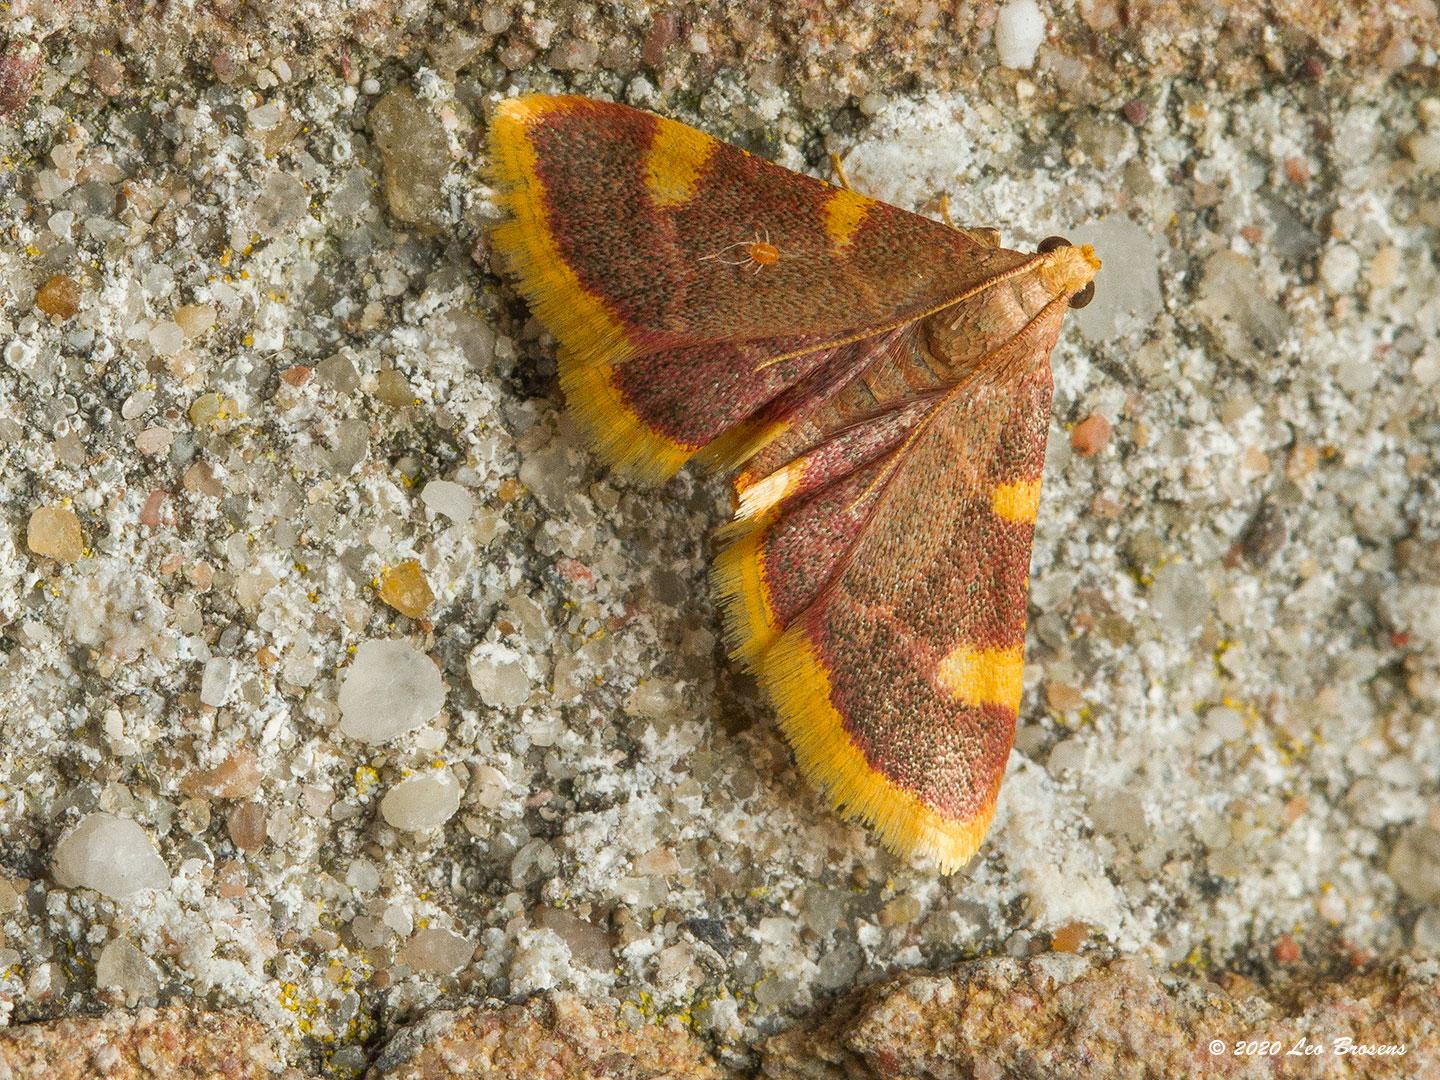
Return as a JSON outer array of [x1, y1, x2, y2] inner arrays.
[[486, 95, 1099, 872]]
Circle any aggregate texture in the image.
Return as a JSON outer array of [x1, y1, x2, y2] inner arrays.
[[0, 0, 1437, 1075]]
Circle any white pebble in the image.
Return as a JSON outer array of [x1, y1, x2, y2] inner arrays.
[[996, 0, 1046, 70], [47, 210, 74, 240], [1149, 562, 1209, 636], [1205, 706, 1246, 744], [1404, 131, 1440, 171], [199, 656, 237, 707], [467, 640, 534, 709], [1414, 908, 1440, 952], [120, 390, 153, 421], [95, 938, 158, 1006], [400, 927, 473, 975], [471, 764, 511, 810], [346, 858, 381, 893], [383, 902, 414, 936], [1319, 243, 1361, 294], [147, 320, 185, 357], [380, 770, 463, 833], [361, 78, 381, 95], [858, 92, 887, 116], [338, 639, 446, 743], [1412, 349, 1440, 387], [421, 479, 474, 523], [52, 813, 170, 899], [1336, 357, 1378, 395], [248, 102, 283, 130]]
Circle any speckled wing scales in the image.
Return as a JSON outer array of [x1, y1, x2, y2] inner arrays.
[[485, 94, 1029, 482], [722, 368, 1053, 872]]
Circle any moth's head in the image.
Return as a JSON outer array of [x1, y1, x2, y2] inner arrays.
[[1035, 236, 1100, 309]]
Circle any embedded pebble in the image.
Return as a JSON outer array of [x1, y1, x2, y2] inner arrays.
[[95, 938, 159, 1007], [467, 640, 535, 709], [379, 560, 434, 619], [532, 906, 614, 971], [1414, 908, 1440, 952], [368, 87, 449, 225], [338, 639, 446, 743], [421, 480, 474, 523], [1148, 562, 1208, 636], [147, 320, 185, 356], [1388, 824, 1440, 903], [173, 303, 217, 338], [199, 656, 238, 707], [227, 801, 268, 851], [1319, 243, 1361, 294], [995, 0, 1046, 69], [26, 505, 84, 563], [52, 814, 170, 899], [34, 274, 81, 318], [1404, 131, 1440, 170], [252, 170, 308, 236], [182, 749, 263, 800], [400, 927, 474, 975], [1070, 413, 1113, 456], [1068, 216, 1163, 343], [380, 770, 463, 832], [1195, 251, 1291, 365]]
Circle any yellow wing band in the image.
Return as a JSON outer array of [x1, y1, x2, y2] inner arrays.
[[488, 96, 694, 483], [760, 626, 998, 873]]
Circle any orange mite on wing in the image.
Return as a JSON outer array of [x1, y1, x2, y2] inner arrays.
[[703, 227, 780, 273], [746, 239, 780, 267]]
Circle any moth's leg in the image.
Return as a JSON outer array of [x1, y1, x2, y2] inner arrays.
[[939, 193, 955, 229], [829, 151, 853, 192]]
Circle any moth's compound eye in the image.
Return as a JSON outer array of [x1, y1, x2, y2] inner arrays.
[[1069, 281, 1095, 309], [1037, 235, 1071, 254]]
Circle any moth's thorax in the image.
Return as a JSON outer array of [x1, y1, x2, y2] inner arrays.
[[920, 260, 1066, 378]]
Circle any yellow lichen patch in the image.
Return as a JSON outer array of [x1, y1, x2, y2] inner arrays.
[[823, 187, 872, 250], [760, 626, 996, 874], [379, 559, 434, 619], [353, 765, 379, 796], [990, 478, 1042, 523], [643, 115, 716, 208], [936, 644, 1025, 711]]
